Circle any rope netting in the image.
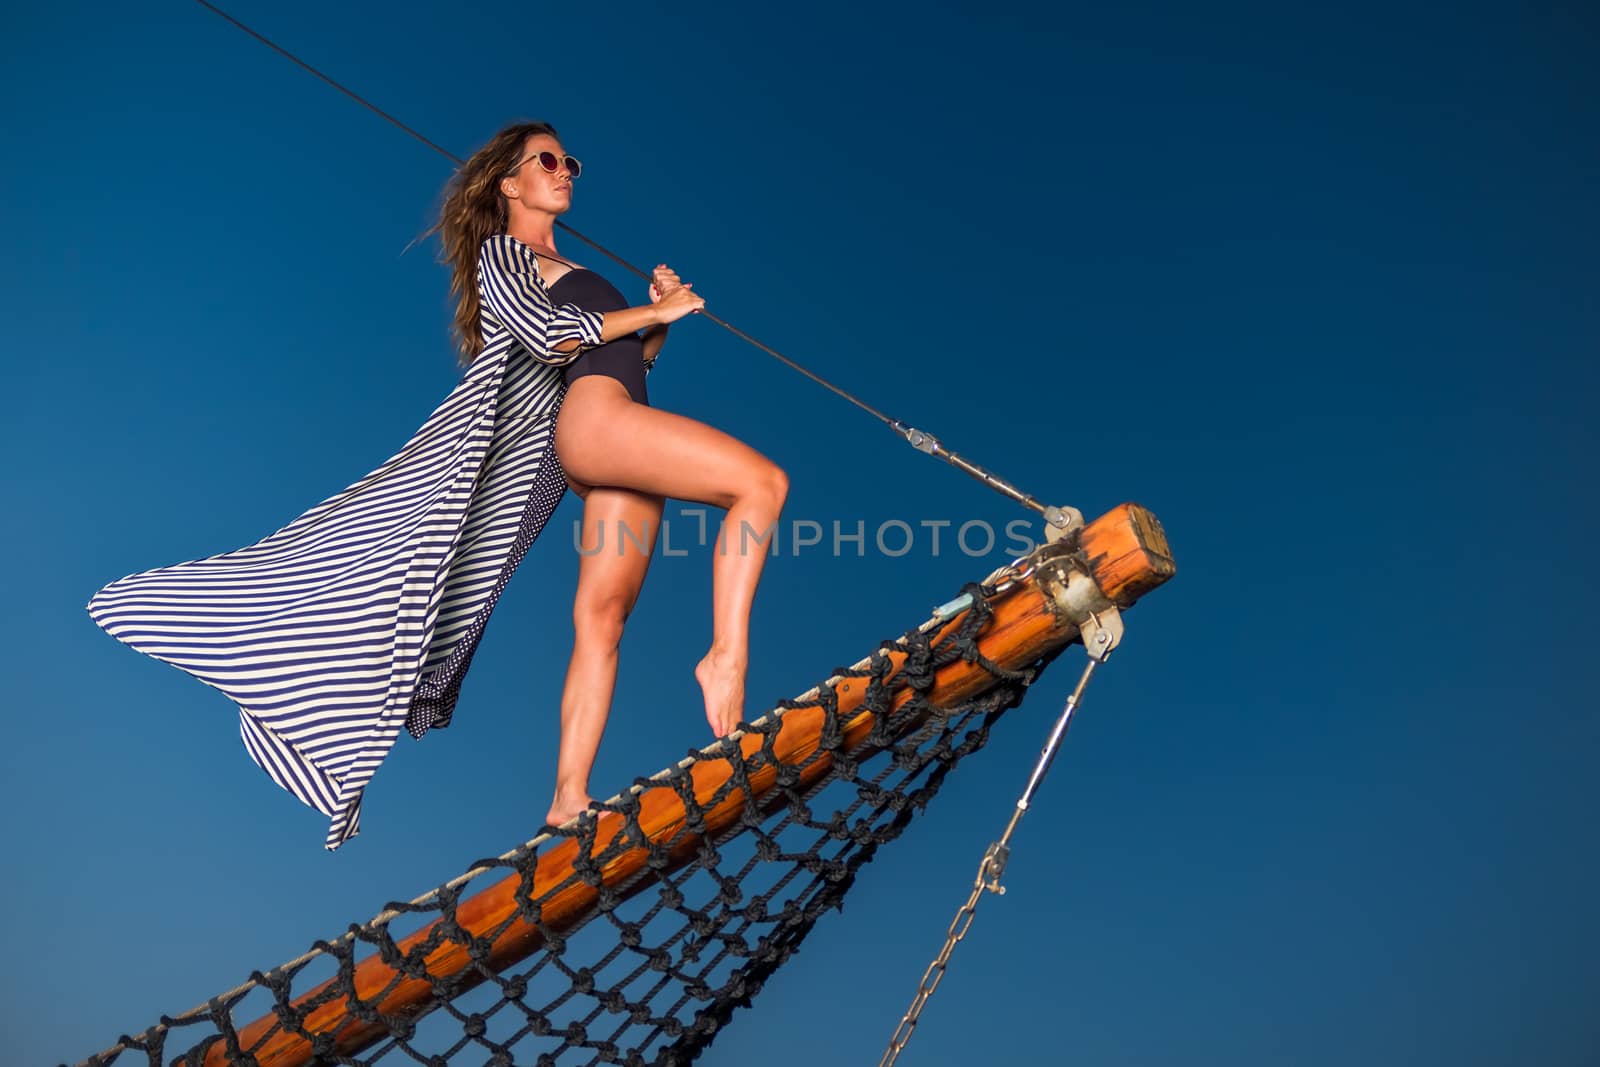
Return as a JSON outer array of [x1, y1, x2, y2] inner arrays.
[[77, 577, 1072, 1067]]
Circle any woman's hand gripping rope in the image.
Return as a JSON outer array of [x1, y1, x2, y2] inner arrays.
[[647, 264, 703, 322]]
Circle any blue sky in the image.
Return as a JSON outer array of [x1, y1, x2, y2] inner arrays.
[[3, 1, 1596, 1064]]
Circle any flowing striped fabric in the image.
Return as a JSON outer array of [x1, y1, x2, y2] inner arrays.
[[87, 235, 604, 850]]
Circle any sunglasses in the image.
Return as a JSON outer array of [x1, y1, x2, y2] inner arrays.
[[509, 150, 582, 180]]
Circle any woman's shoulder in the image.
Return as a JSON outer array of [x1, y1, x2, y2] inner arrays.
[[479, 233, 537, 271]]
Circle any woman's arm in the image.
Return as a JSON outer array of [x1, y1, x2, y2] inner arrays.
[[592, 304, 668, 344], [479, 238, 702, 362], [593, 276, 701, 353], [477, 235, 603, 366], [637, 265, 685, 368]]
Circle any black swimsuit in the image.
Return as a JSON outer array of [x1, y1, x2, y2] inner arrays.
[[547, 268, 649, 406]]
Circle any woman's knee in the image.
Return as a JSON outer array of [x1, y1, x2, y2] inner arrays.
[[573, 590, 632, 648], [751, 462, 788, 513]]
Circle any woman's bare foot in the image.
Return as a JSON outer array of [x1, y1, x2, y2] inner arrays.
[[695, 647, 747, 738], [545, 786, 594, 829]]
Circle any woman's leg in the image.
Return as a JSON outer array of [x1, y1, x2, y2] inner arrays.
[[555, 377, 788, 741], [547, 476, 664, 827]]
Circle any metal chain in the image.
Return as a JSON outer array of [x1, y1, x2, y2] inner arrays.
[[881, 637, 1114, 1066], [879, 845, 1003, 1066]]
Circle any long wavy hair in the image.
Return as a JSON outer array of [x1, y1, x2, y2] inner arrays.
[[433, 121, 560, 364]]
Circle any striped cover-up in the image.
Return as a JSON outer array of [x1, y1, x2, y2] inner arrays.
[[87, 235, 605, 850]]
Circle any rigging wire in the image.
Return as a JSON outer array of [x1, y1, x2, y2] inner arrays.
[[191, 0, 1077, 531]]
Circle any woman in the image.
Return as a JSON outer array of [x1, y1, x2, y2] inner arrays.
[[442, 122, 788, 828], [87, 120, 785, 849]]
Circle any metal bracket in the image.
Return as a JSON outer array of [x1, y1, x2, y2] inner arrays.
[[1042, 505, 1085, 541], [979, 842, 1010, 895], [1077, 604, 1124, 664], [1023, 544, 1125, 662]]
